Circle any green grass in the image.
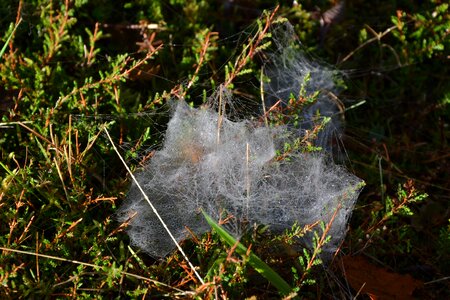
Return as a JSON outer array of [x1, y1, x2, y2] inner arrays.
[[0, 18, 21, 59], [202, 211, 294, 297]]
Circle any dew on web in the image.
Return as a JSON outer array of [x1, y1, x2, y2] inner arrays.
[[115, 19, 364, 259]]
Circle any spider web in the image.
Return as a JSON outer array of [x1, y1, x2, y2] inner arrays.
[[114, 20, 364, 258]]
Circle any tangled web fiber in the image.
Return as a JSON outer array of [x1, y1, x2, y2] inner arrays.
[[264, 21, 344, 151], [117, 22, 364, 258], [117, 98, 363, 258]]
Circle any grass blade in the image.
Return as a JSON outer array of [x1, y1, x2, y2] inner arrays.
[[202, 210, 294, 297], [1, 18, 22, 59]]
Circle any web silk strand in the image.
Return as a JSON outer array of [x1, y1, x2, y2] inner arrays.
[[103, 126, 205, 285]]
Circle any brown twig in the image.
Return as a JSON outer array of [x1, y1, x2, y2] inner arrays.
[[51, 218, 83, 245], [338, 24, 398, 65], [45, 0, 71, 65], [299, 204, 342, 284], [170, 31, 218, 99], [18, 121, 63, 155], [86, 22, 100, 66], [55, 44, 163, 108], [224, 5, 279, 88], [187, 31, 217, 90]]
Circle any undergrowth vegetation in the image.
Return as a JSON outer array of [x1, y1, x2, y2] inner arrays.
[[1, 0, 449, 299]]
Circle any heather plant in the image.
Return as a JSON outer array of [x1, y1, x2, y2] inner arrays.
[[0, 1, 165, 298], [1, 0, 449, 299]]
